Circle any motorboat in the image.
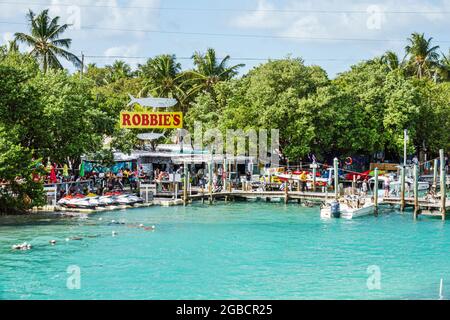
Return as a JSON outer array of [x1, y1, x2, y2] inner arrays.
[[321, 195, 377, 219]]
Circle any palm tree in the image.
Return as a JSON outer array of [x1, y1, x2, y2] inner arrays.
[[7, 39, 19, 53], [138, 54, 184, 98], [381, 51, 403, 71], [405, 32, 440, 79], [438, 49, 450, 81], [14, 9, 81, 73], [104, 60, 133, 84], [184, 48, 244, 96]]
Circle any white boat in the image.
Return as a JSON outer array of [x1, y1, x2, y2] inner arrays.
[[320, 195, 377, 219]]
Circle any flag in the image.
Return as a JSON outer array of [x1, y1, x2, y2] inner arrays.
[[79, 161, 85, 177], [63, 164, 69, 178], [50, 165, 57, 183]]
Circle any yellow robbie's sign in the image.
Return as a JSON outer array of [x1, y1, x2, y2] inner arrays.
[[120, 112, 183, 129]]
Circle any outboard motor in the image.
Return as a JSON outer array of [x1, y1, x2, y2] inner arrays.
[[331, 201, 341, 218]]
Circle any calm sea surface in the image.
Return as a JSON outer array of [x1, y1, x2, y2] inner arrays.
[[0, 202, 448, 299]]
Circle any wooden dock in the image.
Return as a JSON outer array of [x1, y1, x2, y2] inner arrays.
[[381, 196, 449, 220], [186, 190, 332, 204]]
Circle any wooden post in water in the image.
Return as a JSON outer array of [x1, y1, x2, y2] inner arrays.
[[433, 159, 438, 191], [334, 158, 339, 200], [352, 175, 356, 195], [312, 164, 317, 192], [413, 164, 419, 219], [440, 149, 446, 220], [374, 168, 379, 214], [400, 166, 406, 212], [174, 181, 178, 200], [284, 179, 289, 204], [208, 160, 213, 204], [223, 158, 227, 192], [183, 164, 188, 205]]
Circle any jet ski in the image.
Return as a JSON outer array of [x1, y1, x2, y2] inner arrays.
[[98, 196, 117, 206], [65, 197, 97, 209]]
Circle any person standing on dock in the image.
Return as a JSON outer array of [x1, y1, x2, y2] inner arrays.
[[384, 176, 391, 197], [300, 171, 308, 192], [362, 179, 368, 196]]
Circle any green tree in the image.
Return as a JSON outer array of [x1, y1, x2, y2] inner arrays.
[[138, 54, 182, 97], [184, 48, 244, 97], [188, 58, 329, 161], [15, 9, 81, 73], [104, 60, 133, 84], [137, 54, 190, 112], [405, 32, 440, 79], [381, 51, 403, 72], [0, 128, 46, 214], [438, 49, 450, 81]]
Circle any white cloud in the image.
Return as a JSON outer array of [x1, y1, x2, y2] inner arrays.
[[103, 44, 142, 66], [280, 15, 328, 39], [233, 0, 283, 29], [104, 44, 139, 57]]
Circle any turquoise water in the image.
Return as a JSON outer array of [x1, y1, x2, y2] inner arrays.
[[0, 202, 448, 300]]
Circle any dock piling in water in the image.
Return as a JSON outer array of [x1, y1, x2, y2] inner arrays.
[[413, 164, 419, 219], [433, 158, 438, 192], [374, 168, 379, 214], [400, 166, 406, 212], [440, 149, 446, 219], [334, 158, 339, 200]]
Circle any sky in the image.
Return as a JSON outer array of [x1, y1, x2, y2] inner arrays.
[[1, 0, 449, 78]]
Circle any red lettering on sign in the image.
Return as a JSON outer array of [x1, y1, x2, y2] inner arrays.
[[132, 114, 141, 126], [141, 114, 149, 126], [163, 114, 171, 126], [173, 114, 181, 126], [122, 113, 131, 126], [150, 114, 157, 126]]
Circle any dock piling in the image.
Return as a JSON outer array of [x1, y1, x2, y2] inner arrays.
[[333, 158, 339, 200], [208, 160, 213, 204], [312, 164, 317, 192], [183, 164, 188, 205], [433, 158, 438, 191], [400, 166, 406, 212], [413, 164, 419, 219], [374, 168, 379, 214], [440, 149, 446, 220], [284, 180, 289, 204]]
